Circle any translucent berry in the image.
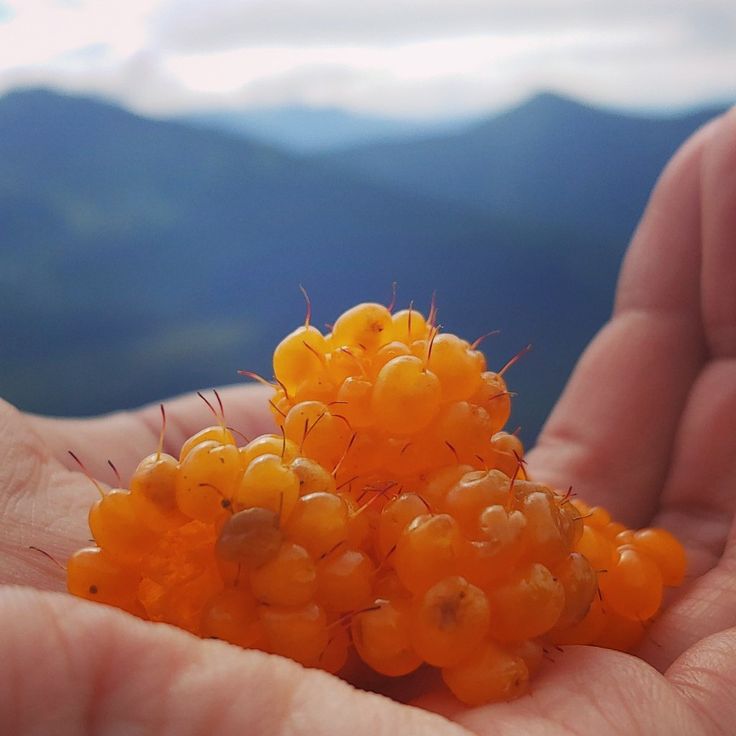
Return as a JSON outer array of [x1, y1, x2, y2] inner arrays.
[[410, 576, 490, 667], [487, 562, 565, 641], [289, 456, 337, 495], [332, 302, 394, 352], [552, 552, 598, 630], [444, 469, 510, 537], [283, 401, 352, 470], [215, 507, 282, 568], [442, 640, 529, 706], [284, 492, 349, 558], [200, 588, 263, 648], [377, 492, 429, 559], [471, 372, 511, 433], [372, 355, 442, 435], [179, 425, 235, 461], [249, 541, 317, 606], [318, 625, 350, 674], [598, 546, 663, 621], [421, 464, 474, 510], [632, 528, 687, 586], [426, 333, 483, 401], [88, 489, 156, 560], [234, 453, 300, 522], [129, 452, 186, 532], [176, 440, 242, 523], [67, 546, 140, 612], [391, 307, 428, 344], [259, 601, 329, 666], [317, 547, 375, 612], [239, 434, 299, 467], [336, 377, 373, 429], [351, 598, 422, 677], [394, 513, 466, 594], [273, 325, 328, 395], [575, 524, 615, 571]]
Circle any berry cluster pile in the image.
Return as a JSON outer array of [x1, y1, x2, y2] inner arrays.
[[67, 300, 686, 706]]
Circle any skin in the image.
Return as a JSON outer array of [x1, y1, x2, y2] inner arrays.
[[1, 107, 736, 735]]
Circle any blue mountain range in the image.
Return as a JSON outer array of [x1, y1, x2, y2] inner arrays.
[[0, 88, 726, 441]]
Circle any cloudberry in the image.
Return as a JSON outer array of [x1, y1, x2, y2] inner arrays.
[[66, 297, 688, 707]]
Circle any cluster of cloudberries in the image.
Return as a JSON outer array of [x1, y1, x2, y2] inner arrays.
[[67, 299, 686, 706]]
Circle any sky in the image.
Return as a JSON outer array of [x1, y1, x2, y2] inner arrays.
[[0, 0, 734, 119]]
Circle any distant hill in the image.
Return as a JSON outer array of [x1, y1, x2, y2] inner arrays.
[[175, 105, 475, 153], [322, 92, 727, 241], [0, 88, 618, 442]]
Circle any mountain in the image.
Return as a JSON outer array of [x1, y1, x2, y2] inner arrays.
[[0, 88, 616, 441], [322, 92, 727, 241], [175, 105, 475, 153]]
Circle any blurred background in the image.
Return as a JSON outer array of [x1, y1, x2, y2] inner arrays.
[[1, 1, 734, 443]]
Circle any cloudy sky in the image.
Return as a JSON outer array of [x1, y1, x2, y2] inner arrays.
[[0, 0, 734, 119]]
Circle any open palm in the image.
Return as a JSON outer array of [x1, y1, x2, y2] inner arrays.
[[1, 109, 735, 736]]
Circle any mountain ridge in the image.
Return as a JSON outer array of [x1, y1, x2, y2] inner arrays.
[[0, 87, 616, 442]]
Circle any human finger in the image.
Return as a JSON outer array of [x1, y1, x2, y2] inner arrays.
[[0, 587, 468, 736]]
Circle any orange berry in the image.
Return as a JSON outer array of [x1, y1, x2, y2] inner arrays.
[[598, 546, 663, 621], [351, 598, 422, 677], [391, 307, 428, 344], [273, 325, 328, 395], [411, 576, 490, 667], [550, 595, 607, 646], [234, 453, 300, 522], [471, 372, 511, 433], [487, 563, 565, 641], [318, 624, 350, 674], [369, 341, 412, 378], [200, 588, 263, 648], [592, 608, 648, 651], [552, 552, 598, 630], [517, 487, 574, 566], [239, 434, 299, 467], [444, 469, 510, 537], [288, 456, 337, 495], [332, 302, 394, 353], [575, 524, 616, 571], [88, 489, 156, 560], [394, 513, 467, 594], [632, 528, 687, 586], [215, 507, 282, 568], [335, 376, 373, 429], [249, 541, 317, 606], [283, 401, 352, 470], [377, 492, 429, 559], [284, 492, 349, 558], [66, 546, 140, 612], [371, 355, 442, 435], [442, 640, 529, 706], [259, 601, 329, 666], [420, 464, 474, 510], [433, 401, 495, 465], [176, 440, 242, 523], [492, 431, 524, 458], [130, 452, 186, 532], [180, 425, 235, 461], [426, 333, 483, 401], [317, 548, 375, 612]]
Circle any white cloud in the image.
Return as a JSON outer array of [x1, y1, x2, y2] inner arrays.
[[0, 0, 734, 117], [152, 0, 736, 50]]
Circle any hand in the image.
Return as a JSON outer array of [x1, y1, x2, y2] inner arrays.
[[1, 108, 735, 735]]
